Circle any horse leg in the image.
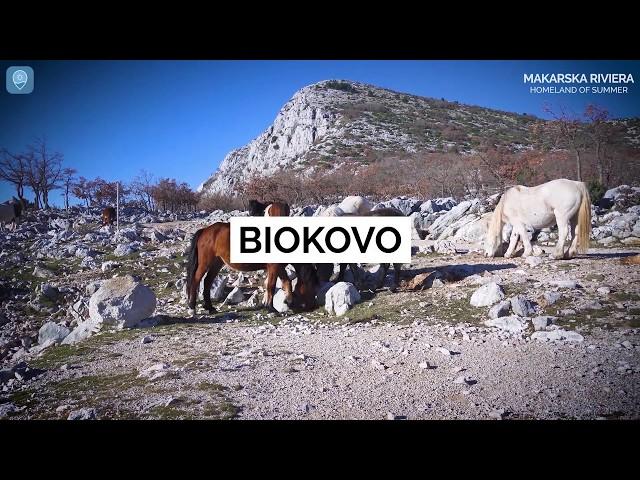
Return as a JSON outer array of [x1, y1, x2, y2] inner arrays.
[[504, 228, 520, 258], [264, 264, 279, 313], [568, 216, 580, 259], [392, 263, 402, 291], [553, 213, 570, 260], [202, 257, 224, 313], [336, 263, 347, 282], [519, 225, 534, 257], [350, 263, 361, 288], [373, 263, 388, 290], [277, 264, 293, 305], [188, 263, 209, 316]]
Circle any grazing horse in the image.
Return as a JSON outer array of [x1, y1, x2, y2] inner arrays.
[[485, 179, 592, 260], [247, 199, 319, 311], [318, 206, 406, 291], [102, 207, 116, 226], [186, 223, 292, 315], [0, 197, 25, 231]]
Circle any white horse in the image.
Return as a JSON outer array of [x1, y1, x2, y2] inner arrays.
[[485, 179, 592, 260], [0, 198, 24, 231]]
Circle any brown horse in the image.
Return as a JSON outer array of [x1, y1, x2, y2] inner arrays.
[[186, 222, 295, 314], [102, 207, 116, 226]]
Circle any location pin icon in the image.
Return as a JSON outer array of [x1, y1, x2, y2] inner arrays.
[[12, 70, 28, 90]]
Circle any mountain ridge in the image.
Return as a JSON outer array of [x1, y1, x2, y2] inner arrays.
[[199, 79, 639, 196]]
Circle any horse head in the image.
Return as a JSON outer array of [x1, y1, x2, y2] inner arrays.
[[291, 263, 319, 311], [248, 199, 267, 216]]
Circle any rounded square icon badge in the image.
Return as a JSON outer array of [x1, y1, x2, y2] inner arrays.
[[6, 66, 34, 94]]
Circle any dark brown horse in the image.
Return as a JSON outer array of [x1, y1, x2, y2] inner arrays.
[[248, 199, 290, 217], [328, 207, 406, 292], [102, 207, 116, 226], [247, 199, 319, 311]]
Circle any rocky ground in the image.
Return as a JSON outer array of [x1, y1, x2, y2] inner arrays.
[[1, 193, 640, 420]]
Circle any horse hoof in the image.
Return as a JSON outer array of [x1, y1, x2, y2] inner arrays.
[[188, 308, 196, 317]]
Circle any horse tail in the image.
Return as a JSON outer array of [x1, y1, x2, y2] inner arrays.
[[577, 181, 592, 254], [186, 228, 204, 296], [486, 193, 506, 256]]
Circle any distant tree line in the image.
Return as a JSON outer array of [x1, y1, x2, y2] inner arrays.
[[0, 138, 200, 213]]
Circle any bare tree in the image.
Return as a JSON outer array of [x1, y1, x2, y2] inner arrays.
[[61, 167, 77, 210], [542, 104, 588, 182], [131, 170, 156, 211], [24, 138, 63, 209], [72, 176, 92, 208], [0, 148, 28, 201], [584, 104, 615, 186]]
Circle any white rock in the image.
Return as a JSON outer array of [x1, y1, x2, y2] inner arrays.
[[484, 315, 527, 333], [488, 301, 511, 319], [272, 289, 290, 313], [101, 261, 120, 272], [67, 408, 97, 420], [532, 316, 557, 331], [208, 275, 228, 302], [325, 282, 361, 316], [470, 282, 505, 307], [531, 329, 584, 342], [61, 318, 101, 344], [38, 322, 70, 345], [510, 295, 536, 317], [223, 286, 245, 305], [550, 280, 580, 289], [88, 275, 157, 329], [525, 256, 544, 267]]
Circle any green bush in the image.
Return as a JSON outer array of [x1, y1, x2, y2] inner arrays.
[[325, 81, 357, 93], [588, 180, 607, 204]]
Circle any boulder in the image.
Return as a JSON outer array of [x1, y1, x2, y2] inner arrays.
[[427, 199, 480, 239], [101, 261, 120, 272], [550, 280, 580, 289], [38, 322, 70, 345], [488, 301, 511, 319], [149, 230, 167, 243], [62, 318, 101, 344], [532, 316, 557, 331], [484, 315, 527, 334], [539, 291, 562, 307], [510, 295, 536, 317], [325, 282, 361, 316], [223, 286, 245, 305], [113, 243, 137, 257], [470, 282, 505, 307], [88, 275, 156, 329], [420, 198, 457, 214], [272, 289, 290, 313], [40, 283, 59, 301], [531, 329, 584, 343], [33, 266, 55, 279]]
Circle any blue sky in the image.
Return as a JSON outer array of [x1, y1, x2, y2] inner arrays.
[[1, 60, 639, 206]]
